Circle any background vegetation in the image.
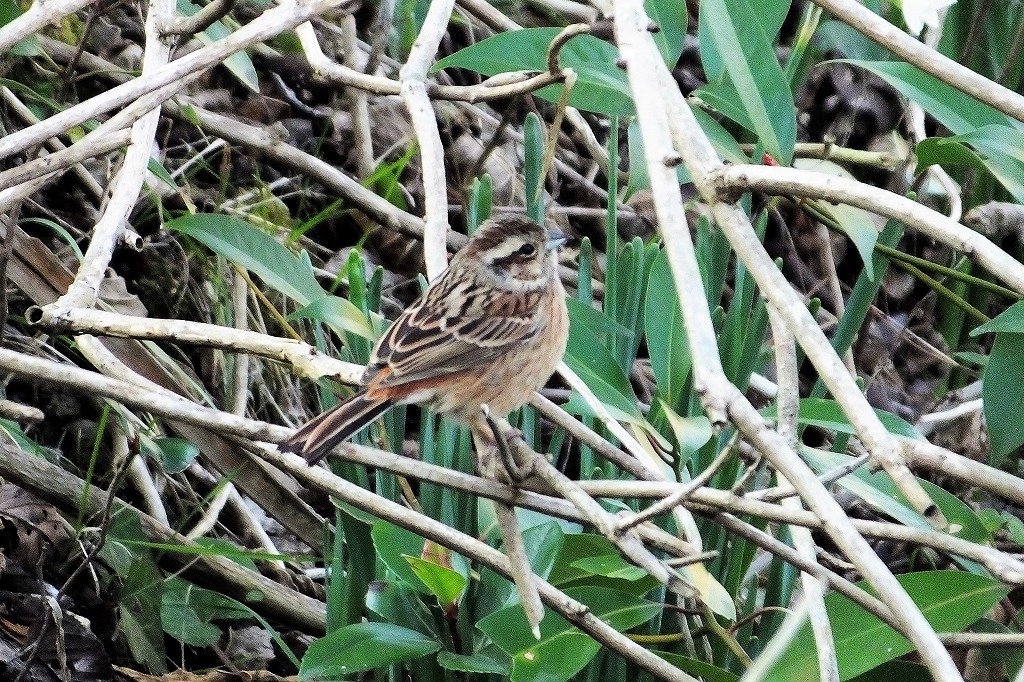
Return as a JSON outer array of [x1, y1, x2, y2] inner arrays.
[[0, 0, 1022, 680]]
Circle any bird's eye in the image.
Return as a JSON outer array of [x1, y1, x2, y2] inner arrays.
[[517, 243, 537, 257]]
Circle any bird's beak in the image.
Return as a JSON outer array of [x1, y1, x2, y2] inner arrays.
[[546, 229, 567, 251]]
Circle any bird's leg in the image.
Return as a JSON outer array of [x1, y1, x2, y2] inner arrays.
[[471, 408, 544, 639], [480, 404, 530, 482]]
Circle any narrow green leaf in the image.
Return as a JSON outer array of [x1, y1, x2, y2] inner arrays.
[[763, 397, 922, 440], [166, 214, 324, 305], [794, 159, 879, 279], [644, 0, 687, 67], [841, 60, 1017, 135], [645, 249, 692, 406], [289, 295, 375, 341], [176, 0, 259, 92], [699, 0, 796, 164]]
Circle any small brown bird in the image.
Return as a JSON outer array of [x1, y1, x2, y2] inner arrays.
[[282, 214, 570, 464]]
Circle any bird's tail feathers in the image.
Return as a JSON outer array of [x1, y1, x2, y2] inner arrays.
[[280, 392, 390, 464]]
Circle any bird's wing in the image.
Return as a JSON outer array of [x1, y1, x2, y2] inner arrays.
[[367, 277, 542, 388]]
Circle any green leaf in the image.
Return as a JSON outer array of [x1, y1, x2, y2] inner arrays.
[[627, 106, 747, 195], [644, 0, 687, 67], [405, 555, 467, 607], [655, 652, 740, 682], [289, 295, 375, 341], [973, 300, 1024, 335], [764, 397, 922, 440], [299, 622, 441, 679], [478, 586, 659, 682], [436, 647, 507, 671], [166, 214, 324, 305], [364, 580, 439, 637], [841, 61, 1017, 135], [699, 0, 796, 164], [437, 649, 510, 675], [106, 512, 166, 672], [548, 534, 659, 595], [567, 298, 633, 340], [571, 555, 648, 581], [432, 29, 634, 116], [916, 136, 1024, 204], [698, 0, 790, 82], [147, 158, 180, 191], [981, 332, 1024, 465], [150, 437, 199, 474], [802, 449, 986, 548], [764, 571, 1010, 682], [371, 521, 432, 594], [162, 578, 251, 647], [177, 0, 259, 92], [563, 307, 642, 419], [645, 249, 692, 405], [793, 159, 879, 279], [660, 403, 713, 460]]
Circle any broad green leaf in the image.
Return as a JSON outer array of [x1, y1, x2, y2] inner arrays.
[[699, 0, 796, 164], [162, 578, 251, 647], [660, 404, 713, 461], [764, 571, 1009, 682], [803, 450, 986, 548], [432, 29, 633, 116], [0, 0, 40, 55], [548, 534, 659, 596], [981, 332, 1024, 465], [150, 437, 199, 474], [567, 298, 634, 341], [563, 310, 642, 419], [177, 0, 258, 92], [106, 512, 166, 672], [166, 214, 324, 305], [364, 580, 439, 637], [478, 586, 659, 682], [955, 124, 1024, 165], [841, 61, 1018, 134], [299, 622, 441, 679], [973, 299, 1024, 335], [289, 295, 375, 341], [371, 521, 432, 594], [571, 555, 649, 581], [405, 555, 466, 607], [802, 447, 927, 529]]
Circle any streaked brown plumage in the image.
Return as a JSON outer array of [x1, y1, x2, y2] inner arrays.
[[281, 214, 570, 464]]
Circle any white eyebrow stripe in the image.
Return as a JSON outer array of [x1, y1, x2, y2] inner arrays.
[[486, 238, 527, 261]]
